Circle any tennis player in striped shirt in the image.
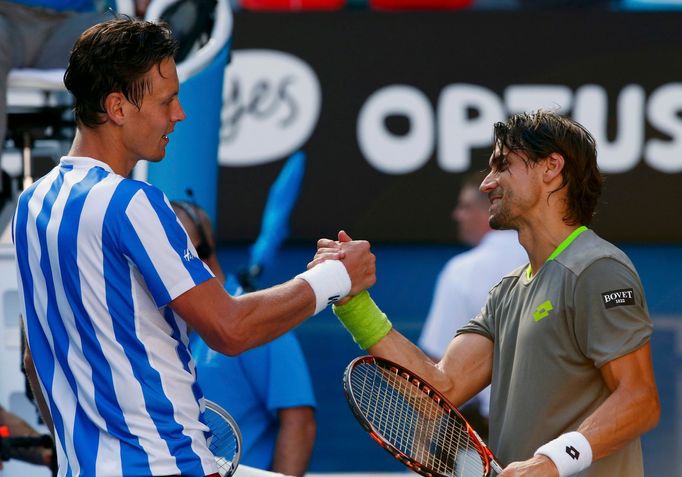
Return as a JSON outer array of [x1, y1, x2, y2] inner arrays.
[[13, 18, 375, 477]]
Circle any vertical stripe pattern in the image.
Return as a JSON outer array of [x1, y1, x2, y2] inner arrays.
[[14, 157, 217, 477]]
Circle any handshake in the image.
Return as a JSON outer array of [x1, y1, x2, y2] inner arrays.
[[296, 231, 390, 351], [296, 230, 376, 314]]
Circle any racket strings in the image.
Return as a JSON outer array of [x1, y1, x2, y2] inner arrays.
[[204, 405, 240, 477], [400, 373, 481, 476], [351, 363, 486, 477], [375, 367, 482, 476]]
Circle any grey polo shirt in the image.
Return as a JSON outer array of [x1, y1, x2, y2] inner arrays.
[[459, 228, 652, 476]]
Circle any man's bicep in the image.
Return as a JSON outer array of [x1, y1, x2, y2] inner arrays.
[[439, 332, 493, 407], [170, 278, 237, 353], [599, 342, 656, 394]]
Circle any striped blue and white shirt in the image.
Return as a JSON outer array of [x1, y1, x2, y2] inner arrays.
[[14, 156, 218, 477]]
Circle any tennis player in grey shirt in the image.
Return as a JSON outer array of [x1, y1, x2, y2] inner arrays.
[[458, 226, 651, 476], [317, 110, 660, 477]]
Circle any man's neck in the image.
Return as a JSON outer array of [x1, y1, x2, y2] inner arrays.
[[517, 219, 582, 277], [69, 128, 137, 177]]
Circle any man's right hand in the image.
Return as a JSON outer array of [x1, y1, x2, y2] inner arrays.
[[309, 231, 376, 297], [499, 455, 559, 477]]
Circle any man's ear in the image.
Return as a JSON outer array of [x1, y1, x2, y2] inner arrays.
[[104, 92, 126, 126], [543, 152, 565, 183]]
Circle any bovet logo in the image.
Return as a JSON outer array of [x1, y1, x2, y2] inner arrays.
[[601, 288, 635, 309], [219, 49, 321, 166]]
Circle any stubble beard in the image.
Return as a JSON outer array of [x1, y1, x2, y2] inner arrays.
[[489, 202, 515, 231], [490, 214, 509, 231]]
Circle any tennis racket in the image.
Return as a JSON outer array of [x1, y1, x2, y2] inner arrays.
[[343, 356, 502, 477], [204, 399, 242, 477]]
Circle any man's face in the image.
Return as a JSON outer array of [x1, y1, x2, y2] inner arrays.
[[122, 57, 186, 162], [451, 185, 491, 246], [480, 144, 543, 231]]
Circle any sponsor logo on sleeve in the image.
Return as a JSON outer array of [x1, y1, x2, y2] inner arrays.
[[601, 288, 635, 309]]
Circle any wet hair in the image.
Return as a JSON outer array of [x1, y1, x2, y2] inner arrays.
[[64, 17, 178, 128], [492, 110, 603, 225]]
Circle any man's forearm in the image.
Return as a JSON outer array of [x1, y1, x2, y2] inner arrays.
[[23, 345, 54, 435], [577, 345, 660, 460], [271, 407, 316, 477]]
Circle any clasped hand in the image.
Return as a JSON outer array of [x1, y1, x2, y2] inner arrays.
[[309, 230, 376, 298], [498, 454, 559, 477]]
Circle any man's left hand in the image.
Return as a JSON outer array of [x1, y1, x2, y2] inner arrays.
[[498, 454, 559, 477]]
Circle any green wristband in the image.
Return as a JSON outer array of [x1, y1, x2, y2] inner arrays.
[[332, 290, 392, 349]]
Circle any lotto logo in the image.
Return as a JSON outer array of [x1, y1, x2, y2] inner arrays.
[[565, 446, 580, 460], [533, 300, 553, 321]]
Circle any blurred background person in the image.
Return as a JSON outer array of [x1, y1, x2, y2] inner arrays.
[[172, 200, 317, 477], [417, 170, 526, 437]]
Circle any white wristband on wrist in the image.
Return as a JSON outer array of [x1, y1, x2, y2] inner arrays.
[[534, 431, 593, 477], [296, 260, 352, 315]]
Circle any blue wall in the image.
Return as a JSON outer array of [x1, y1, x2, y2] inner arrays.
[[217, 243, 680, 475]]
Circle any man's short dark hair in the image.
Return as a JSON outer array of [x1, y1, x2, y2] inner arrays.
[[492, 110, 603, 226], [64, 18, 179, 128]]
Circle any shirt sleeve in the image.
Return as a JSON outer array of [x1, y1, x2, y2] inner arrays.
[[457, 292, 495, 341], [117, 183, 214, 307], [259, 332, 316, 412], [573, 257, 653, 368]]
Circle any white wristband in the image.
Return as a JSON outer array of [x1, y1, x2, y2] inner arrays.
[[296, 260, 352, 315], [534, 431, 593, 477]]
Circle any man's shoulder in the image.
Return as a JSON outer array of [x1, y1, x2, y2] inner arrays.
[[555, 229, 635, 277], [114, 176, 159, 194], [108, 177, 167, 209], [489, 262, 526, 292]]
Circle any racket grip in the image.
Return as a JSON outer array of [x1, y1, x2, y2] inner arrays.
[[490, 459, 503, 474]]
